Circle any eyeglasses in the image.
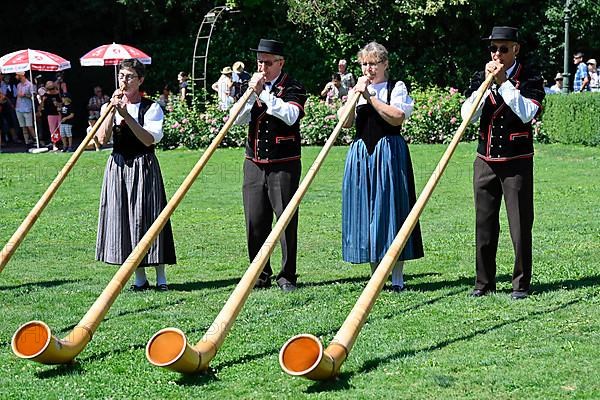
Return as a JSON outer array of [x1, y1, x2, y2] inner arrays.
[[361, 61, 383, 68], [257, 58, 282, 67], [118, 73, 138, 81], [488, 45, 511, 54]]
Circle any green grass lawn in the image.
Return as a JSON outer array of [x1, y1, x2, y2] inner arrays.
[[1, 143, 599, 399]]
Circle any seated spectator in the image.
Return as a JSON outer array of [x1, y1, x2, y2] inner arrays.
[[86, 115, 102, 151], [88, 86, 110, 119], [320, 73, 344, 105], [158, 85, 171, 109]]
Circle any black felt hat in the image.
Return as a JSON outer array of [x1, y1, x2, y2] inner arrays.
[[483, 26, 519, 42], [250, 39, 285, 56]]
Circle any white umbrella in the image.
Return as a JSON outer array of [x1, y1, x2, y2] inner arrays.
[[80, 43, 151, 88], [0, 49, 72, 152]]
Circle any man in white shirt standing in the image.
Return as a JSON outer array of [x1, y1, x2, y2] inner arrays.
[[461, 26, 545, 300], [232, 38, 307, 292]]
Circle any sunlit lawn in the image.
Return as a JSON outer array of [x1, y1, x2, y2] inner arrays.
[[0, 143, 599, 399]]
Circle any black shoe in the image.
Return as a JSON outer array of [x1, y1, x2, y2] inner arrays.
[[470, 289, 492, 297], [277, 278, 296, 292], [511, 290, 529, 300], [130, 280, 150, 291], [391, 285, 406, 293], [254, 276, 272, 289], [156, 283, 169, 291]]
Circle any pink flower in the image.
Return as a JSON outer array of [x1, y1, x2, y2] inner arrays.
[[428, 111, 432, 116], [181, 118, 189, 124], [171, 122, 180, 129], [223, 115, 229, 122], [449, 87, 459, 95], [450, 117, 457, 124]]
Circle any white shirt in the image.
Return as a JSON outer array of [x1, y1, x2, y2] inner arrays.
[[233, 74, 301, 126], [101, 101, 164, 143], [357, 80, 414, 119], [461, 62, 539, 124]]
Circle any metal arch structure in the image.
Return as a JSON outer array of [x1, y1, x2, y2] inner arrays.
[[191, 6, 239, 98]]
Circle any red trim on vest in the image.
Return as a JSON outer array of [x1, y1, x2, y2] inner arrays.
[[275, 135, 296, 144], [509, 132, 529, 140], [477, 153, 533, 162], [246, 155, 301, 164]]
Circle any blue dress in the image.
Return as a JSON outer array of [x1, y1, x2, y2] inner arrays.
[[342, 80, 424, 263]]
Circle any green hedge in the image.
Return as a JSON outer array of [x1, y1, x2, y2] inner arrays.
[[159, 87, 476, 150], [539, 93, 600, 146]]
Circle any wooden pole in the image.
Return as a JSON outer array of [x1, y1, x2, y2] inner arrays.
[[145, 91, 363, 374], [279, 74, 495, 380], [11, 88, 254, 364]]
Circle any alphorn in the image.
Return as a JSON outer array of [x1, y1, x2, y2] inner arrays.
[[0, 101, 117, 273], [144, 91, 362, 374], [279, 74, 495, 380], [10, 88, 254, 364]]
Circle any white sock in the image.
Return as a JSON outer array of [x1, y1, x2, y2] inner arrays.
[[155, 264, 167, 286], [391, 261, 405, 287], [134, 268, 148, 286]]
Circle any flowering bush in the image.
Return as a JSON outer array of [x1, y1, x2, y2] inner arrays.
[[158, 92, 246, 150], [158, 87, 479, 150], [403, 86, 478, 144], [300, 95, 353, 145]]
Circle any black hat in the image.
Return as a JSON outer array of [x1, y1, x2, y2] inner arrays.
[[483, 26, 519, 42], [250, 39, 285, 56]]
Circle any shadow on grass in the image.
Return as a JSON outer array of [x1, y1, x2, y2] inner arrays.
[[35, 361, 84, 379], [56, 299, 185, 336], [305, 372, 353, 392], [168, 277, 240, 292], [358, 296, 582, 374], [176, 369, 220, 386], [301, 272, 442, 289], [0, 279, 79, 292], [81, 343, 146, 364], [534, 274, 600, 293]]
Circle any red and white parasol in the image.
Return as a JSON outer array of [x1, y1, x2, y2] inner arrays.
[[80, 43, 152, 66], [0, 49, 71, 152], [0, 49, 71, 73]]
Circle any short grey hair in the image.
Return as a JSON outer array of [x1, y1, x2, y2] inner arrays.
[[357, 42, 388, 64]]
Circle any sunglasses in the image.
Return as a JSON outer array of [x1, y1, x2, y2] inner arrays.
[[488, 45, 512, 54], [256, 58, 282, 67]]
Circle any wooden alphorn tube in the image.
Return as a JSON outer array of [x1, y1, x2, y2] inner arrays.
[[11, 89, 255, 364], [145, 91, 363, 374], [0, 102, 116, 273], [279, 74, 495, 380]]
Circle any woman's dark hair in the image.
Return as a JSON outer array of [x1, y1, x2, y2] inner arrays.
[[332, 73, 341, 81], [119, 58, 145, 78]]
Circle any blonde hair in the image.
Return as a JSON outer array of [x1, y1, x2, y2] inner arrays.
[[357, 42, 388, 64]]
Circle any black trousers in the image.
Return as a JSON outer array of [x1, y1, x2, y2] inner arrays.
[[473, 157, 534, 292], [242, 158, 301, 284]]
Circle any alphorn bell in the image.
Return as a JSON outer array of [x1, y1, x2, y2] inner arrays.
[[279, 74, 495, 380], [0, 96, 120, 274], [11, 88, 255, 364], [144, 91, 363, 374]]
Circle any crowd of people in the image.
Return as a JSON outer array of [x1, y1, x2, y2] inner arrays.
[[0, 71, 114, 152], [546, 53, 599, 94]]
